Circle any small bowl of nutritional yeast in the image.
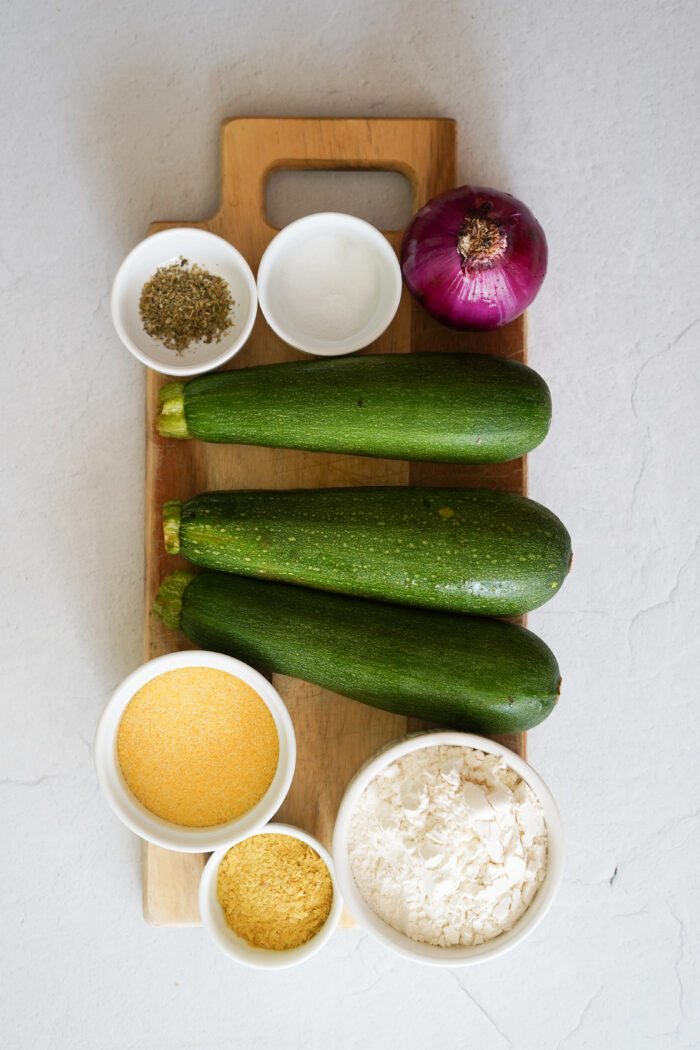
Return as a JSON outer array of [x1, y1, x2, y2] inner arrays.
[[111, 227, 257, 376], [199, 824, 342, 969], [94, 650, 295, 852]]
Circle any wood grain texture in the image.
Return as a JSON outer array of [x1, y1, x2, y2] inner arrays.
[[141, 117, 527, 927]]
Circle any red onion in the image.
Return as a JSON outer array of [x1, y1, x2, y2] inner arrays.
[[401, 185, 548, 331]]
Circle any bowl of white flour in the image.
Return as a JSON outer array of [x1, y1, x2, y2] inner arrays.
[[332, 732, 563, 965]]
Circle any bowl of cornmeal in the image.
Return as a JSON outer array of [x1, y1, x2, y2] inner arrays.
[[94, 650, 296, 852]]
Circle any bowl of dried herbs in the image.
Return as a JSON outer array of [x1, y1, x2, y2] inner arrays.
[[111, 227, 257, 375]]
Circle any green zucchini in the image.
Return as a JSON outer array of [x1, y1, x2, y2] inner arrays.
[[154, 570, 561, 734], [164, 487, 571, 617], [157, 353, 551, 464]]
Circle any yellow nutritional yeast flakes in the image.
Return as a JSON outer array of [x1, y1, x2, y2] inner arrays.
[[117, 667, 279, 827], [216, 834, 333, 950]]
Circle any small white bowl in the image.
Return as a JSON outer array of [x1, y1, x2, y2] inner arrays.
[[199, 823, 342, 969], [94, 650, 295, 852], [111, 227, 257, 376], [257, 212, 402, 356], [333, 731, 564, 966]]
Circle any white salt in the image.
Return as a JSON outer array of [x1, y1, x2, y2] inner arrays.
[[276, 231, 380, 341]]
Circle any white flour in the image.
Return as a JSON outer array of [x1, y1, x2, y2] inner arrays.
[[348, 745, 548, 947]]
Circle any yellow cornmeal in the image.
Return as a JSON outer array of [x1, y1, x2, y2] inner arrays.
[[216, 834, 333, 950], [117, 667, 279, 827]]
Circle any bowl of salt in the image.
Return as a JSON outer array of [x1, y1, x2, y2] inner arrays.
[[256, 212, 402, 356]]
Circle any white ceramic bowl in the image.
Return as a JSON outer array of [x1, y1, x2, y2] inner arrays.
[[333, 731, 564, 966], [111, 227, 257, 375], [198, 823, 342, 969], [257, 212, 402, 356], [94, 650, 295, 852]]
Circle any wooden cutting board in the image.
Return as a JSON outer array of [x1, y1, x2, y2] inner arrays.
[[142, 117, 527, 925]]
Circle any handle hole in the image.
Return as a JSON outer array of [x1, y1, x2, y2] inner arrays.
[[265, 170, 413, 232]]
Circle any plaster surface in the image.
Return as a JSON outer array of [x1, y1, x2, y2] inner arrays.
[[1, 1, 698, 1047]]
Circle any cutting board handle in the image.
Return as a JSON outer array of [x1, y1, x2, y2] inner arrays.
[[212, 117, 457, 250]]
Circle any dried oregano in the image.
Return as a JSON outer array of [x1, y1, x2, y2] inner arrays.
[[139, 257, 235, 354]]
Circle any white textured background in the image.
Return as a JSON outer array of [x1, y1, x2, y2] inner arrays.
[[2, 1, 699, 1047]]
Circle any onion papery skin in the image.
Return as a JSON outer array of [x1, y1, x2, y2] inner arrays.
[[401, 185, 548, 331]]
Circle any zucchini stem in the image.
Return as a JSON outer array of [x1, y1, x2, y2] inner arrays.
[[152, 570, 196, 630], [163, 500, 183, 555], [157, 383, 191, 440]]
